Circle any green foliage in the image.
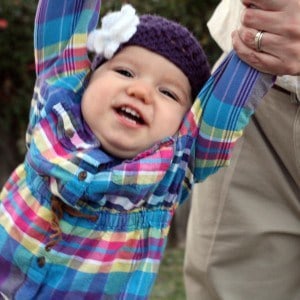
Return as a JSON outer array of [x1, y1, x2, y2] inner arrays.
[[0, 0, 221, 161], [0, 0, 38, 158]]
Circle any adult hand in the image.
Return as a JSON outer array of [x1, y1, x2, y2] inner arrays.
[[232, 0, 300, 75]]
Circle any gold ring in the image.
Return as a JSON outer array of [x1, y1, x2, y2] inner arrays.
[[254, 30, 264, 52]]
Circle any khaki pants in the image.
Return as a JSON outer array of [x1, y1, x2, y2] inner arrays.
[[184, 87, 300, 300]]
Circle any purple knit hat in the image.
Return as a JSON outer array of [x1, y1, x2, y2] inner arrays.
[[88, 5, 210, 99]]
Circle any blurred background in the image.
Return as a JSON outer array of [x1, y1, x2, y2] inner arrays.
[[0, 0, 221, 298]]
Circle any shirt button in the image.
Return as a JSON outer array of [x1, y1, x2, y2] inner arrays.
[[78, 171, 87, 181], [37, 256, 46, 268], [65, 129, 75, 138], [97, 164, 105, 172], [77, 199, 85, 207]]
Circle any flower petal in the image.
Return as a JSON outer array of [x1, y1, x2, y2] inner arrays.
[[87, 4, 140, 59]]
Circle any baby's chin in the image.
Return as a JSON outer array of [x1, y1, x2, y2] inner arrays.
[[100, 142, 144, 160]]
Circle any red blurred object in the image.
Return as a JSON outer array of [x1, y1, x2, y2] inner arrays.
[[0, 18, 8, 29], [27, 63, 36, 71]]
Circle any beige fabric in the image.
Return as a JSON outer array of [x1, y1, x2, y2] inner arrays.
[[207, 0, 300, 99], [184, 88, 300, 300]]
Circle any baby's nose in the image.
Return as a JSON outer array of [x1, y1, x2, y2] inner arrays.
[[126, 81, 153, 104]]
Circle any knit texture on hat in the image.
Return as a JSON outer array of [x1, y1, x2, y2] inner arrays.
[[92, 12, 210, 99]]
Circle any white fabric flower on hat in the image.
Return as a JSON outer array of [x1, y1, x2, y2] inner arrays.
[[87, 4, 139, 59]]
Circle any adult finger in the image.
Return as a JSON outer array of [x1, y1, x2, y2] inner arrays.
[[242, 0, 285, 11], [232, 30, 300, 75], [241, 1, 300, 36], [237, 26, 283, 55], [241, 9, 285, 35]]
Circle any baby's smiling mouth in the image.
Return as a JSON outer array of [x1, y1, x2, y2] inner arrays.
[[116, 106, 145, 125]]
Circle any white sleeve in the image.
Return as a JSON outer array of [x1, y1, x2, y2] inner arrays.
[[207, 0, 243, 53]]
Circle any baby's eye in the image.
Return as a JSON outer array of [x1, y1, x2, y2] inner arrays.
[[115, 68, 134, 78], [160, 88, 178, 101]]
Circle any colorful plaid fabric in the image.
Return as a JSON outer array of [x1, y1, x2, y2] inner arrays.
[[0, 0, 274, 299]]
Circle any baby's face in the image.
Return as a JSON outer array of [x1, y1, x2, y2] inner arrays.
[[81, 46, 192, 159]]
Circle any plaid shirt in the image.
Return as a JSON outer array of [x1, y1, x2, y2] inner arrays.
[[0, 0, 274, 298]]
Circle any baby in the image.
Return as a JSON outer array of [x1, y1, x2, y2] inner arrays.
[[0, 1, 273, 299]]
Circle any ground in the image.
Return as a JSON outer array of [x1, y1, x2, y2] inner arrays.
[[150, 247, 186, 300]]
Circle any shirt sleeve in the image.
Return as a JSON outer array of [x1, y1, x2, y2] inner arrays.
[[26, 0, 101, 146], [180, 51, 275, 184], [34, 0, 101, 82]]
